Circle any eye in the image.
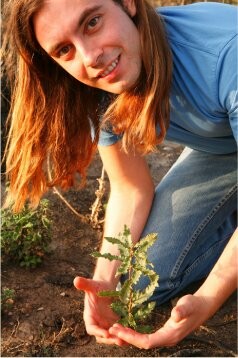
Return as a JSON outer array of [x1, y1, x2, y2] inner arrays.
[[58, 45, 72, 58], [87, 16, 101, 31]]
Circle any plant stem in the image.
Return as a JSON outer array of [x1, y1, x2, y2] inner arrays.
[[128, 246, 135, 316]]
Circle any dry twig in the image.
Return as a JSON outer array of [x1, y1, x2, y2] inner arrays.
[[90, 166, 105, 228], [47, 154, 107, 229]]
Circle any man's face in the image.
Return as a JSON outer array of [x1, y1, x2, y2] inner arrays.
[[33, 0, 142, 94]]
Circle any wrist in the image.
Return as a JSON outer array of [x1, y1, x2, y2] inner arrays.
[[194, 264, 237, 317], [93, 257, 120, 288], [193, 281, 232, 319], [193, 290, 217, 318]]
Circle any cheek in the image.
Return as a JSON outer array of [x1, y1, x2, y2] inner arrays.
[[58, 61, 86, 81], [120, 24, 141, 61]]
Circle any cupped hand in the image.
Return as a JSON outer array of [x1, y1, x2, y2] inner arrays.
[[109, 294, 211, 349], [74, 276, 127, 346]]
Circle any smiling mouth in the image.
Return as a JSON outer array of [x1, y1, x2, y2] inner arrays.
[[99, 57, 119, 78]]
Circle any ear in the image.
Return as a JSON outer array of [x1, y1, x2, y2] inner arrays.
[[122, 0, 136, 17]]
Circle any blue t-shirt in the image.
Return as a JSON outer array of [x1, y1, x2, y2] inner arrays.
[[98, 2, 238, 154]]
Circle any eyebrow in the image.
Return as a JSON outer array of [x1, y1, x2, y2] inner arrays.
[[47, 5, 102, 56]]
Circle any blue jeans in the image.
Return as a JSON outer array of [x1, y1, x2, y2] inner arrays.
[[123, 148, 237, 305]]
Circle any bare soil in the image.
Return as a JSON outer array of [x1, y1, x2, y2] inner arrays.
[[1, 142, 237, 357]]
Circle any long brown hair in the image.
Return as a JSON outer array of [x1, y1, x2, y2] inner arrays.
[[2, 0, 172, 211], [105, 1, 172, 153]]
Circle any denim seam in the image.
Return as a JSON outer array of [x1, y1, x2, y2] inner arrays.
[[169, 184, 237, 287], [168, 235, 231, 292], [183, 235, 230, 278]]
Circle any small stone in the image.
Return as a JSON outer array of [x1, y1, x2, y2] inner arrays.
[[18, 321, 35, 341], [163, 146, 172, 151]]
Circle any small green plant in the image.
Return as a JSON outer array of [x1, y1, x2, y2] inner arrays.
[[92, 226, 159, 333], [1, 199, 51, 268], [1, 288, 15, 312]]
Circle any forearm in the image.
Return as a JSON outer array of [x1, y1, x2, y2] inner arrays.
[[194, 228, 238, 316], [93, 186, 154, 286], [94, 143, 155, 286]]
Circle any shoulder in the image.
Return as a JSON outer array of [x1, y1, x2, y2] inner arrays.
[[157, 3, 237, 56]]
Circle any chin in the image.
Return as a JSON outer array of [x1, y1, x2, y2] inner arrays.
[[107, 81, 136, 95], [100, 86, 125, 95]]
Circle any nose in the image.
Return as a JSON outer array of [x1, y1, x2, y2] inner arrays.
[[76, 41, 104, 68]]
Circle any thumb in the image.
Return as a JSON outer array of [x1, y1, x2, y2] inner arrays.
[[73, 276, 100, 294], [171, 294, 195, 322]]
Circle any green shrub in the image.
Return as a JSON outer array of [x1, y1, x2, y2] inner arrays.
[[1, 199, 51, 268], [1, 288, 15, 312], [92, 226, 159, 333]]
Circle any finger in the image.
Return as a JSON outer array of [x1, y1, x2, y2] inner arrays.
[[117, 340, 130, 347], [171, 306, 184, 322], [171, 295, 194, 322], [96, 335, 128, 346], [73, 276, 99, 293], [110, 323, 180, 348], [109, 324, 150, 349], [83, 312, 111, 339], [86, 324, 110, 339]]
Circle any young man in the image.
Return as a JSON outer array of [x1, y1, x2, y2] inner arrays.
[[3, 0, 237, 348]]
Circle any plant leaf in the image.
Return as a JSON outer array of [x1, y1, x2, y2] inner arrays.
[[98, 290, 120, 298], [111, 301, 127, 318], [132, 273, 159, 306], [120, 280, 132, 304], [118, 317, 130, 328], [134, 233, 158, 253], [133, 301, 156, 321], [104, 236, 130, 249], [116, 255, 131, 276], [127, 312, 137, 329], [135, 325, 154, 333], [130, 269, 142, 286], [91, 252, 121, 261]]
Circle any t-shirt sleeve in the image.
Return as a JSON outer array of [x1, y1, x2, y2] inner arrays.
[[218, 34, 238, 144], [96, 91, 122, 146], [98, 127, 122, 146]]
